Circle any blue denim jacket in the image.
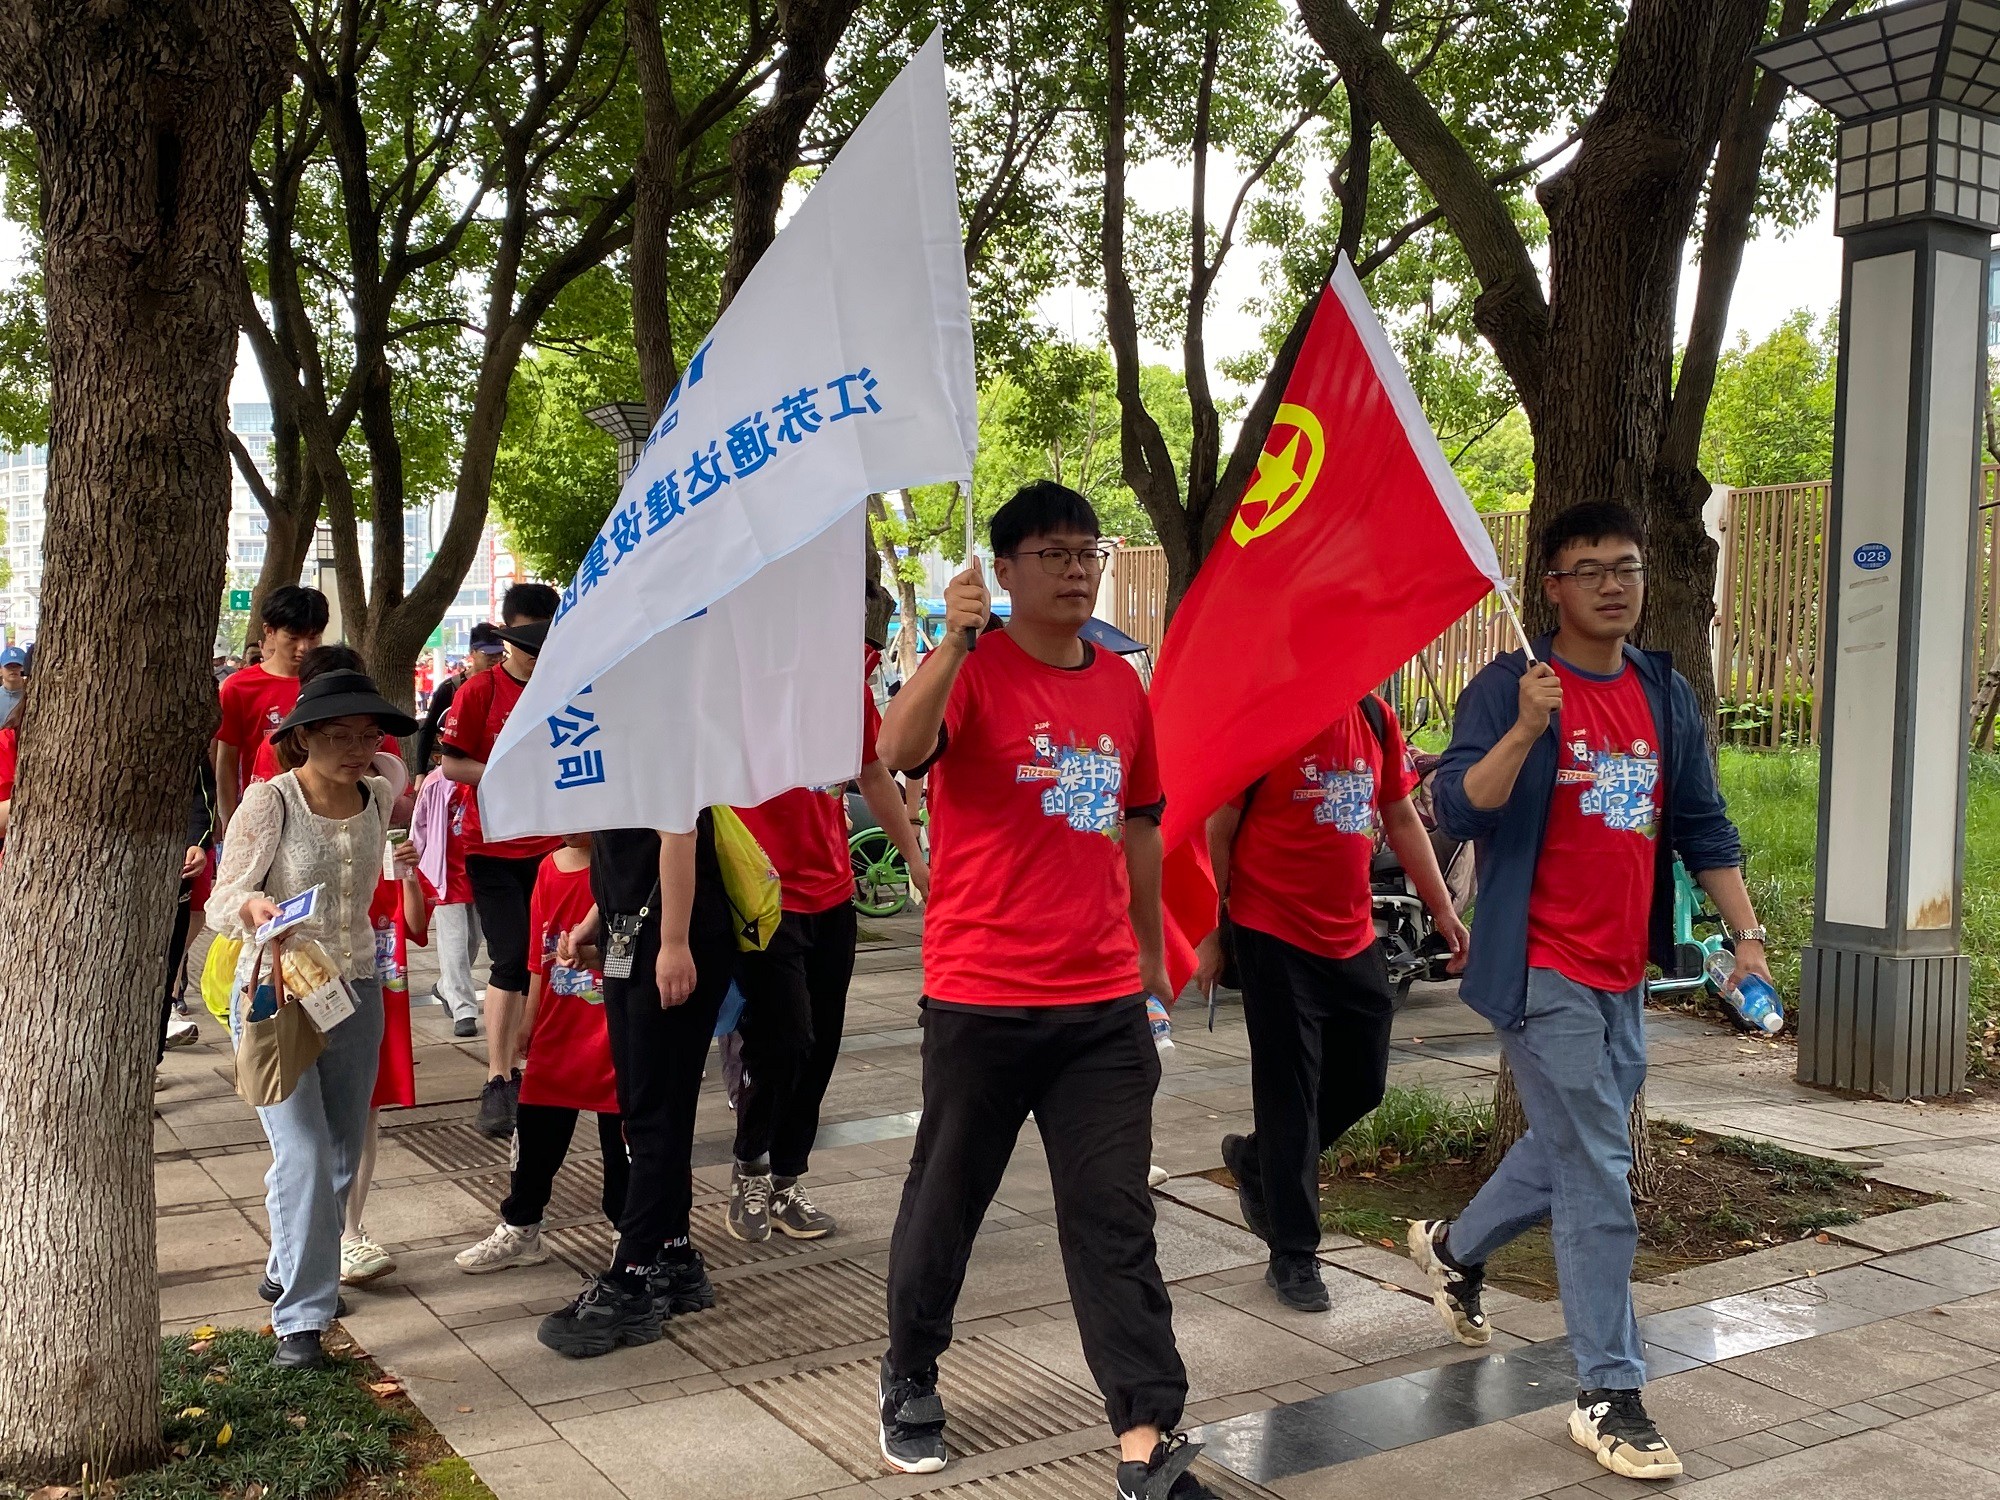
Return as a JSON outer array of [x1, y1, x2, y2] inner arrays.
[[1433, 634, 1742, 1030]]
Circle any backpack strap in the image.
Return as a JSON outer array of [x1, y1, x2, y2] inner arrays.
[[1358, 692, 1389, 751]]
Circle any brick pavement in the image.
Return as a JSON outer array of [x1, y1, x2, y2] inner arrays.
[[152, 916, 2000, 1499]]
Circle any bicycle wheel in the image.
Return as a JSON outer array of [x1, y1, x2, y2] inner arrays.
[[849, 828, 909, 917]]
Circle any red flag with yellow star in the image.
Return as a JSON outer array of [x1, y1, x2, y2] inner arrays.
[[1151, 254, 1503, 966]]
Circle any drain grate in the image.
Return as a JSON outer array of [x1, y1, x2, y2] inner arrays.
[[909, 1452, 1277, 1499], [389, 1119, 510, 1174], [666, 1257, 889, 1369], [545, 1220, 617, 1277], [744, 1338, 1105, 1480]]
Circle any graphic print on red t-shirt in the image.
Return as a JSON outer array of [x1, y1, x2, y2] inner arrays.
[[1228, 698, 1417, 961], [216, 666, 301, 796], [737, 678, 882, 914], [520, 856, 617, 1115], [921, 633, 1161, 1007], [440, 662, 560, 861], [1526, 658, 1661, 992]]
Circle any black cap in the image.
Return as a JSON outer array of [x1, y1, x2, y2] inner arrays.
[[269, 669, 419, 738], [469, 622, 505, 655], [493, 619, 550, 656]]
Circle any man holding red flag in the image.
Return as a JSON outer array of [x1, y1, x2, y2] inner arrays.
[[1193, 693, 1467, 1312], [875, 481, 1222, 1500]]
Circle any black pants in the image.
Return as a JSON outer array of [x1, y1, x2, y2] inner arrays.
[[602, 916, 732, 1268], [733, 903, 858, 1176], [467, 853, 543, 992], [886, 1000, 1186, 1436], [503, 1104, 629, 1228], [1234, 924, 1396, 1256], [156, 881, 196, 1065]]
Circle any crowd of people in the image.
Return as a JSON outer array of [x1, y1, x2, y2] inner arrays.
[[154, 479, 1772, 1496]]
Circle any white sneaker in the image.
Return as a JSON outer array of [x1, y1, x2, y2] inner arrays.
[[1147, 1164, 1170, 1189], [340, 1233, 396, 1284], [455, 1221, 550, 1274], [163, 1018, 201, 1049]]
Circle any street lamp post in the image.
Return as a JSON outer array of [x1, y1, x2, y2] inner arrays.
[[1756, 0, 1998, 1098], [585, 402, 653, 485]]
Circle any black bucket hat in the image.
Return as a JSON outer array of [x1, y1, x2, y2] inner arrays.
[[493, 619, 550, 655], [270, 669, 419, 738]]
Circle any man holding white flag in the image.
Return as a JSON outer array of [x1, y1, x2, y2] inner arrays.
[[481, 33, 977, 1361]]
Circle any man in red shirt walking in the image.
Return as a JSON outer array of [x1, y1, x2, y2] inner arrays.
[[875, 483, 1218, 1500], [1422, 503, 1772, 1482], [728, 675, 929, 1243], [1194, 696, 1467, 1311], [215, 585, 327, 833], [440, 583, 564, 1137]]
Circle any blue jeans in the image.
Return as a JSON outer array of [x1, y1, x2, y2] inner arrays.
[[1448, 968, 1647, 1390], [234, 978, 383, 1336]]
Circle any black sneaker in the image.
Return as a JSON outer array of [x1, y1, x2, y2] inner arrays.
[[257, 1276, 346, 1318], [1406, 1219, 1490, 1345], [453, 1015, 478, 1038], [270, 1330, 327, 1370], [537, 1273, 664, 1359], [476, 1074, 515, 1138], [1115, 1433, 1222, 1499], [648, 1251, 716, 1315], [1265, 1252, 1330, 1312], [1219, 1133, 1271, 1243], [1569, 1389, 1683, 1479], [878, 1357, 947, 1474]]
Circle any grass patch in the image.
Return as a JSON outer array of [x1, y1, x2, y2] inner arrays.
[[119, 1327, 406, 1500], [1247, 1084, 1940, 1299], [1322, 1084, 1493, 1174], [1711, 1134, 1860, 1192], [1719, 747, 2000, 1075], [411, 1458, 492, 1500]]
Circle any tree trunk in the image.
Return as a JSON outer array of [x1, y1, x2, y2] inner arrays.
[[0, 1, 291, 1484], [625, 0, 681, 416], [1486, 1065, 1659, 1200]]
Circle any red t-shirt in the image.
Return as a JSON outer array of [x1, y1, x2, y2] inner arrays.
[[440, 662, 561, 861], [1228, 698, 1417, 961], [249, 731, 399, 787], [921, 633, 1161, 1007], [736, 682, 882, 915], [217, 666, 300, 796], [1526, 659, 1661, 991], [520, 855, 616, 1114], [0, 724, 15, 863]]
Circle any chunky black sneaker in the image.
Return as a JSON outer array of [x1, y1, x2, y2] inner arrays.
[[648, 1251, 716, 1315], [727, 1159, 773, 1242], [1407, 1218, 1490, 1345], [1265, 1252, 1331, 1312], [476, 1073, 515, 1138], [1115, 1433, 1223, 1499], [1219, 1133, 1271, 1243], [1570, 1389, 1683, 1479], [878, 1356, 948, 1474], [257, 1276, 346, 1318], [537, 1273, 664, 1358], [769, 1176, 835, 1239], [270, 1329, 328, 1370]]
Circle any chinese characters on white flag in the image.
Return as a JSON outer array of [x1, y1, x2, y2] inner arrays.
[[479, 32, 977, 838]]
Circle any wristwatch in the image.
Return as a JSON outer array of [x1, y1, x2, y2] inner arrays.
[[1728, 925, 1768, 944]]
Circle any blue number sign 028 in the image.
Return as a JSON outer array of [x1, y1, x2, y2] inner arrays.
[[1852, 542, 1892, 571]]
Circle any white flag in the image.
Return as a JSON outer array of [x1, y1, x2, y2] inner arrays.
[[480, 32, 976, 838]]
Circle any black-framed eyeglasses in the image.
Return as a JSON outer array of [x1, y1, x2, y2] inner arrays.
[[1011, 545, 1112, 575], [1547, 562, 1645, 587]]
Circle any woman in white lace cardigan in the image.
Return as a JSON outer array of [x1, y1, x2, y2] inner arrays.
[[207, 669, 418, 1370]]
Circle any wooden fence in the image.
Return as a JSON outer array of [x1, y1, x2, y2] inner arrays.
[[1109, 473, 2000, 749]]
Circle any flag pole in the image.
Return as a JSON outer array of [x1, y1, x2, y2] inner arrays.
[[1496, 580, 1537, 663], [960, 481, 979, 653]]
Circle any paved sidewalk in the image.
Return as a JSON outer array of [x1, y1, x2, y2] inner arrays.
[[154, 918, 2000, 1499]]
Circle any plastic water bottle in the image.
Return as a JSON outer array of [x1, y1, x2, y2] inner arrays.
[[1707, 951, 1784, 1034], [1146, 996, 1175, 1053]]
